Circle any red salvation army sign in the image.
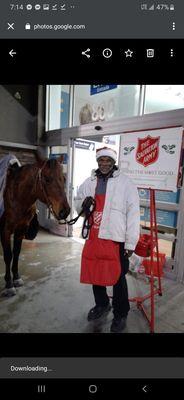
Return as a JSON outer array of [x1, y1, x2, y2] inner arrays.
[[120, 127, 183, 191], [136, 135, 160, 167]]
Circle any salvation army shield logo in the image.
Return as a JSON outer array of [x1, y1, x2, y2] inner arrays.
[[136, 135, 160, 167], [93, 211, 103, 228]]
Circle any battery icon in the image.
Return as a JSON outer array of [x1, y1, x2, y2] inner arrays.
[[25, 23, 31, 29], [170, 4, 175, 10]]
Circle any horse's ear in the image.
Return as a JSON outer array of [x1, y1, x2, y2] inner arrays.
[[57, 155, 64, 164], [34, 149, 46, 166]]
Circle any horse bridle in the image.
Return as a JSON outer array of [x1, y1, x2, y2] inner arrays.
[[36, 162, 96, 238], [59, 198, 96, 239], [36, 162, 61, 221]]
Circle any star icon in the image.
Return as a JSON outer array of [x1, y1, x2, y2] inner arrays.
[[125, 49, 134, 57]]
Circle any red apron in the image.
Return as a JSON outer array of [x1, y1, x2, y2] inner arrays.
[[80, 193, 121, 286]]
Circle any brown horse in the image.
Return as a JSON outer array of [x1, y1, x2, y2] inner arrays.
[[0, 153, 70, 296]]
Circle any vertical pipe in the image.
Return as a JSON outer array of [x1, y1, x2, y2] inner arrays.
[[45, 85, 50, 131], [66, 85, 75, 236], [138, 85, 146, 116], [67, 138, 76, 237], [150, 188, 155, 333], [153, 189, 162, 294], [68, 85, 75, 128]]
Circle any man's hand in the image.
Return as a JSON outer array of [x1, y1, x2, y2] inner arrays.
[[81, 196, 94, 212], [124, 249, 134, 258]]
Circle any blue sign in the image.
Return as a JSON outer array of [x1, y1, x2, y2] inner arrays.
[[50, 153, 68, 164], [138, 189, 180, 204], [140, 207, 178, 228], [90, 85, 117, 95]]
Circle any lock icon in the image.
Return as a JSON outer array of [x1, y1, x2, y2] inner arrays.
[[25, 23, 31, 30]]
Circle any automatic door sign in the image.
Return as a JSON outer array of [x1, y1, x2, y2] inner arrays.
[[74, 139, 95, 151], [120, 127, 183, 191], [90, 85, 117, 95]]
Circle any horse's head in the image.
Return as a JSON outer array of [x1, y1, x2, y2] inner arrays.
[[35, 153, 70, 221]]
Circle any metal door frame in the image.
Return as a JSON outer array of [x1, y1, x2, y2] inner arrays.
[[40, 107, 184, 283]]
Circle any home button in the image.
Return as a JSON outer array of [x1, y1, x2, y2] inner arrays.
[[89, 384, 98, 394]]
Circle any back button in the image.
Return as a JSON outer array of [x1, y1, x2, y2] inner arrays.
[[9, 49, 17, 57]]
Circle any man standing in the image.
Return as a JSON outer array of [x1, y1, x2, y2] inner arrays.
[[75, 146, 140, 332]]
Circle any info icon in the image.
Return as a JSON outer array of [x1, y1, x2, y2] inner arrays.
[[102, 48, 112, 58]]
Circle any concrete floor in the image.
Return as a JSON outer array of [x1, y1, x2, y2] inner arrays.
[[0, 230, 184, 333]]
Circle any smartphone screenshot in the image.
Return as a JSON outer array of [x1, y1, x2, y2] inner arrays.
[[0, 0, 184, 398]]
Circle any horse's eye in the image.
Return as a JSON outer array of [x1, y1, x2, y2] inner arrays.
[[44, 176, 52, 184]]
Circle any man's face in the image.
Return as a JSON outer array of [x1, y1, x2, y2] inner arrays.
[[97, 156, 115, 174]]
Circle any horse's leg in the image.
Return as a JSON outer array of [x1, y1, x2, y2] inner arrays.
[[0, 228, 16, 296], [12, 232, 24, 287]]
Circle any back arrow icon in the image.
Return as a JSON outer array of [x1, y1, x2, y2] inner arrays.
[[9, 49, 16, 57], [142, 385, 149, 393]]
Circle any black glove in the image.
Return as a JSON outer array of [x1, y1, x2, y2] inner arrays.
[[82, 196, 94, 212], [124, 250, 134, 258]]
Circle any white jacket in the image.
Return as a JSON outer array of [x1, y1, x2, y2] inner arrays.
[[74, 168, 140, 250]]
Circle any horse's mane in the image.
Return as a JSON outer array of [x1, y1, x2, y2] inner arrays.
[[46, 158, 63, 173], [46, 158, 58, 169], [8, 162, 22, 178], [7, 158, 61, 182]]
